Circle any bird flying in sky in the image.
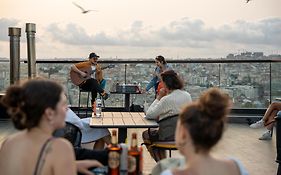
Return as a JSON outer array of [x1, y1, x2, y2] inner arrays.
[[246, 0, 251, 3], [72, 2, 97, 14]]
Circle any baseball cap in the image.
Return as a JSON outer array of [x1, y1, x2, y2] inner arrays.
[[88, 52, 100, 59]]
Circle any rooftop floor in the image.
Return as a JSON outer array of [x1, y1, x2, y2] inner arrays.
[[0, 120, 277, 175]]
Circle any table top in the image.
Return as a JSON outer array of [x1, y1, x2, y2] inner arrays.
[[89, 112, 158, 128]]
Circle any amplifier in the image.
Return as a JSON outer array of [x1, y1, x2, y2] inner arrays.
[[116, 84, 140, 93]]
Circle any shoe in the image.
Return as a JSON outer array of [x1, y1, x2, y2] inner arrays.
[[250, 119, 264, 129], [259, 130, 272, 140], [101, 92, 109, 100]]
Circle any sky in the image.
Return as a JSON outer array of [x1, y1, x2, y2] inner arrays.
[[0, 0, 281, 59]]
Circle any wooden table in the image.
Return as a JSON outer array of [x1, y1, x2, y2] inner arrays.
[[89, 112, 158, 143]]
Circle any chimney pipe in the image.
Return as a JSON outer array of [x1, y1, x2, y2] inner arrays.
[[25, 23, 36, 78], [8, 27, 21, 85]]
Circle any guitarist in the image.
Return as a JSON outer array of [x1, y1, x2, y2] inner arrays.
[[71, 52, 109, 112]]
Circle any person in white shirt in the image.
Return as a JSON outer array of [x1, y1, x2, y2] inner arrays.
[[143, 70, 192, 161], [65, 108, 111, 150], [161, 88, 248, 175]]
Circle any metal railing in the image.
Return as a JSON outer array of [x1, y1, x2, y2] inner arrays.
[[0, 59, 280, 112]]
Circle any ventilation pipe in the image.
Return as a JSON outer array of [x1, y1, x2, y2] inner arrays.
[[26, 23, 36, 78], [8, 27, 21, 85]]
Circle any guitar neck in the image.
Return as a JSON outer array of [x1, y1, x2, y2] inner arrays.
[[90, 66, 110, 74]]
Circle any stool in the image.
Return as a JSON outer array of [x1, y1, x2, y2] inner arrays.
[[77, 79, 107, 117], [141, 141, 177, 162], [150, 141, 177, 158], [78, 88, 90, 117]]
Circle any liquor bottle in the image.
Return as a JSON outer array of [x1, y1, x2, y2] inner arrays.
[[108, 130, 122, 175], [139, 146, 143, 174], [96, 98, 102, 117], [128, 133, 141, 175]]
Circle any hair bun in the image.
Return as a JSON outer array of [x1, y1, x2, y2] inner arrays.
[[198, 88, 231, 120], [1, 85, 27, 130]]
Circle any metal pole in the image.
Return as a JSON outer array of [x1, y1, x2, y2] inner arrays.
[[8, 27, 21, 85], [269, 62, 272, 104], [218, 63, 221, 87], [124, 64, 127, 84], [26, 23, 36, 78]]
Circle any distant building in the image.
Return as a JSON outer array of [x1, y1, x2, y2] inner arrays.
[[253, 52, 264, 58], [226, 54, 234, 59]]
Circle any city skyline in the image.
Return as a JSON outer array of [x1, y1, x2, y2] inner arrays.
[[0, 0, 281, 59]]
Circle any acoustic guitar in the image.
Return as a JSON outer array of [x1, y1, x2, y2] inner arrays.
[[70, 64, 115, 86]]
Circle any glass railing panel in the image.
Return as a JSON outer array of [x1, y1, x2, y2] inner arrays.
[[0, 61, 9, 92], [168, 62, 220, 101], [272, 62, 281, 101], [220, 63, 270, 108], [1, 60, 279, 110], [103, 63, 153, 107]]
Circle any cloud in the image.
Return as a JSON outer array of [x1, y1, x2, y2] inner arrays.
[[45, 17, 281, 49], [46, 23, 95, 45], [217, 17, 281, 46], [0, 18, 20, 41]]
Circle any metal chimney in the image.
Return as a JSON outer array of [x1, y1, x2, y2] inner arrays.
[[25, 23, 36, 78], [8, 27, 21, 85]]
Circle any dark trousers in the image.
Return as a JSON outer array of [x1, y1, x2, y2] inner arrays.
[[74, 147, 108, 165], [79, 78, 104, 103]]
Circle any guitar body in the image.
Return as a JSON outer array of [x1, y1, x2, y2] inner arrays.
[[70, 66, 92, 86], [70, 64, 115, 86]]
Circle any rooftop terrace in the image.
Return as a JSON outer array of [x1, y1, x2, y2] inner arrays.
[[0, 59, 280, 174], [0, 119, 277, 175]]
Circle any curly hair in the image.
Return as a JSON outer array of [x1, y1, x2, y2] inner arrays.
[[160, 70, 184, 90], [1, 79, 64, 130]]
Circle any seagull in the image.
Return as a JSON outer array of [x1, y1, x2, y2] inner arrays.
[[72, 2, 97, 14], [246, 0, 251, 3]]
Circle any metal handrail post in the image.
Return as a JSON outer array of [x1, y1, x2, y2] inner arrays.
[[8, 27, 21, 85], [26, 23, 37, 78]]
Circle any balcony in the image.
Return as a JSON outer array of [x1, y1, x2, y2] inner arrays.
[[1, 58, 280, 113], [0, 58, 280, 174]]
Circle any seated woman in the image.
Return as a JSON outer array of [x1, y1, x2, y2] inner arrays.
[[0, 79, 102, 175], [143, 70, 192, 161], [250, 102, 281, 140], [161, 88, 248, 175], [66, 108, 111, 150]]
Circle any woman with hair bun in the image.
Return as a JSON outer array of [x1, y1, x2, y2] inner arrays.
[[0, 79, 102, 175], [161, 88, 248, 175]]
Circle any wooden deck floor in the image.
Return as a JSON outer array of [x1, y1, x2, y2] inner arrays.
[[0, 120, 277, 175]]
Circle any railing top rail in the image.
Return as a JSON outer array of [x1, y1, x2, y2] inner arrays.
[[13, 58, 281, 64]]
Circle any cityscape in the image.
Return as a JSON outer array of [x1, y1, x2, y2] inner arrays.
[[0, 51, 280, 109]]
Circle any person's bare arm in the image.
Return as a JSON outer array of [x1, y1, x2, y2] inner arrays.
[[76, 160, 103, 175]]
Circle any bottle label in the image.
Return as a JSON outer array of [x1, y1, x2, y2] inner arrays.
[[128, 155, 137, 173], [108, 151, 120, 169]]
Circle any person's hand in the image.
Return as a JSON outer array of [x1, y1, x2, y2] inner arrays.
[[76, 160, 103, 175], [156, 88, 166, 100], [141, 88, 147, 94], [80, 71, 87, 78]]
